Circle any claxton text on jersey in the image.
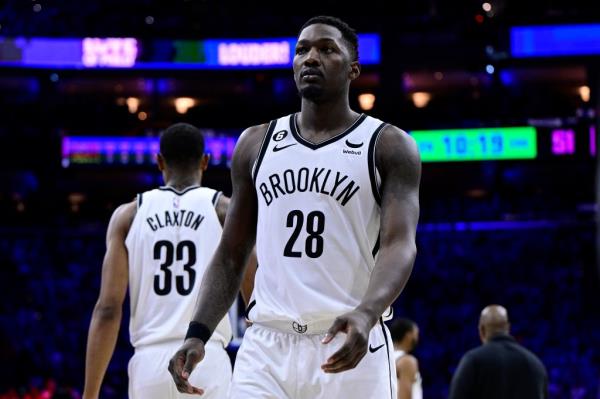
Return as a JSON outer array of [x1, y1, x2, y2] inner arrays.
[[146, 209, 205, 231]]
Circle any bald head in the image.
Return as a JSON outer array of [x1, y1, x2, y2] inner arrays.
[[478, 305, 510, 343]]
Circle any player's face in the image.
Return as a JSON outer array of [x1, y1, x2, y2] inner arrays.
[[293, 24, 356, 102], [409, 327, 419, 351]]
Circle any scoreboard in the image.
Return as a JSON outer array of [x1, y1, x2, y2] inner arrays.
[[411, 125, 596, 162], [411, 127, 537, 162]]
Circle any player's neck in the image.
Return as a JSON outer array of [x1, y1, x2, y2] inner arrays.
[[396, 340, 413, 353], [394, 343, 406, 352], [164, 174, 202, 191], [298, 100, 360, 138]]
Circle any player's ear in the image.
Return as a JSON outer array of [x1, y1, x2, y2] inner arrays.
[[156, 153, 166, 171], [478, 324, 486, 343], [349, 61, 360, 81], [200, 154, 210, 171]]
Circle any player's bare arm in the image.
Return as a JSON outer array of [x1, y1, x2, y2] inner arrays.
[[168, 123, 266, 394], [214, 193, 229, 226], [83, 201, 136, 399], [322, 125, 421, 373], [215, 194, 258, 306], [397, 355, 419, 399]]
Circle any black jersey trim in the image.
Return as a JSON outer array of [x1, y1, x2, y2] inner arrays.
[[158, 185, 201, 195], [211, 191, 222, 207], [368, 123, 387, 206], [382, 307, 393, 319], [380, 318, 394, 399], [372, 234, 380, 258], [245, 299, 257, 319], [137, 193, 143, 208], [289, 113, 367, 150], [252, 120, 277, 184]]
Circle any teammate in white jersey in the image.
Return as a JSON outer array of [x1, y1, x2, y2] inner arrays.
[[169, 16, 421, 399], [390, 318, 423, 399], [83, 123, 256, 399]]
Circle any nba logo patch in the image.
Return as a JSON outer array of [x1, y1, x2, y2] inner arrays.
[[292, 321, 307, 334], [173, 196, 180, 208]]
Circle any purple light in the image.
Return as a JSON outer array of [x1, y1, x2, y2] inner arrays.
[[82, 38, 138, 68], [590, 126, 596, 156], [218, 41, 290, 66], [551, 129, 575, 155]]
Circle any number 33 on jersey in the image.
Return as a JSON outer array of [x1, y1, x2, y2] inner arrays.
[[125, 186, 232, 347]]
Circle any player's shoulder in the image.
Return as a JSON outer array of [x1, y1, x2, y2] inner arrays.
[[114, 199, 137, 219], [107, 199, 137, 237], [112, 199, 138, 228], [377, 123, 418, 154], [374, 122, 420, 172], [239, 122, 272, 146], [397, 353, 419, 370], [233, 122, 273, 169]]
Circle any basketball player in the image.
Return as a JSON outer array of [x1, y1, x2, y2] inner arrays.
[[390, 318, 423, 399], [83, 123, 256, 399], [169, 16, 421, 398]]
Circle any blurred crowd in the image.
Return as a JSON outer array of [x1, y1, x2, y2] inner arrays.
[[0, 218, 597, 398]]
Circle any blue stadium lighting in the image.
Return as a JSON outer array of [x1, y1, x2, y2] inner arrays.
[[511, 24, 600, 57], [499, 70, 515, 86]]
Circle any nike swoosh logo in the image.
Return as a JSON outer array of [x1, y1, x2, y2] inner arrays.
[[345, 139, 363, 148], [369, 343, 385, 353], [273, 143, 297, 152]]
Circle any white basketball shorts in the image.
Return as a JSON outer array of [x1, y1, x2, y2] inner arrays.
[[230, 320, 397, 399], [128, 339, 232, 399]]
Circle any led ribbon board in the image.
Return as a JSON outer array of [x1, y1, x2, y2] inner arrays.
[[410, 127, 537, 162], [64, 126, 539, 166], [62, 135, 237, 167], [0, 34, 380, 69], [511, 24, 600, 57]]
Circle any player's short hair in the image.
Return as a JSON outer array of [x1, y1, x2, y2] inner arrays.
[[389, 318, 417, 342], [159, 123, 205, 170], [299, 16, 359, 61]]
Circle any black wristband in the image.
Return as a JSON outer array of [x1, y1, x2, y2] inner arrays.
[[185, 321, 212, 344]]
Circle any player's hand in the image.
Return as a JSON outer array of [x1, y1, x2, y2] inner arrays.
[[168, 338, 206, 395], [321, 309, 374, 373]]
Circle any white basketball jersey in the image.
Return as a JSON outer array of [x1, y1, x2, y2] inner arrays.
[[251, 113, 388, 327], [394, 350, 423, 399], [125, 185, 231, 348]]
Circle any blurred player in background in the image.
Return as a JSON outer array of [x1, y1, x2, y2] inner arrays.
[[390, 318, 422, 399], [83, 122, 256, 399]]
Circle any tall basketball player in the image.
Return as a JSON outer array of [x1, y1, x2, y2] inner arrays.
[[169, 16, 421, 399], [83, 123, 256, 399]]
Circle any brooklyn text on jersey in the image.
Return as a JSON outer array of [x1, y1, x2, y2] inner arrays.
[[258, 167, 360, 207]]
